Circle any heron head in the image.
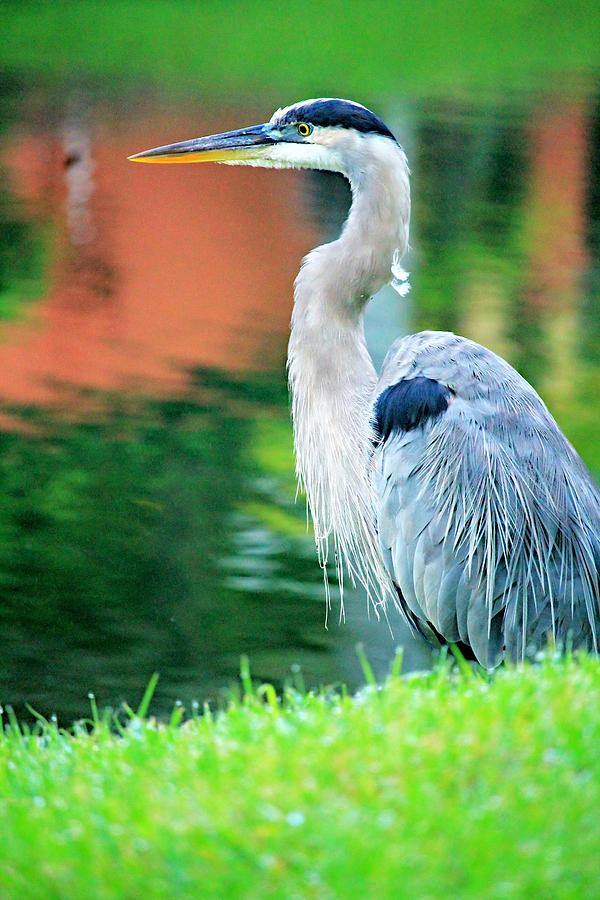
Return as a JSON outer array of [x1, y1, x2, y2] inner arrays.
[[128, 98, 399, 179]]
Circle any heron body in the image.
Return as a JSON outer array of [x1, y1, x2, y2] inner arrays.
[[130, 98, 600, 665], [374, 332, 600, 665]]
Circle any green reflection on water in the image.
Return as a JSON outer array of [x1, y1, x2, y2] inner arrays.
[[2, 1, 600, 99], [0, 207, 52, 320], [411, 97, 600, 479], [0, 74, 53, 320], [0, 375, 346, 722]]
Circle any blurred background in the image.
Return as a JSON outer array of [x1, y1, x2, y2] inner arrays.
[[1, 1, 599, 722]]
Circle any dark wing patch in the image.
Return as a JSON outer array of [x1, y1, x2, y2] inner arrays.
[[374, 377, 452, 441], [278, 99, 397, 142]]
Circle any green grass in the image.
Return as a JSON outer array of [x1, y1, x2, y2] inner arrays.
[[1, 656, 600, 898]]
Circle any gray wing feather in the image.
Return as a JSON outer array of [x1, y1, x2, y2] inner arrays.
[[373, 330, 600, 665], [435, 567, 462, 640], [391, 531, 425, 621]]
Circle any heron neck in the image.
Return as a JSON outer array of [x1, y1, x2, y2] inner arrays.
[[286, 139, 410, 608], [293, 139, 410, 329]]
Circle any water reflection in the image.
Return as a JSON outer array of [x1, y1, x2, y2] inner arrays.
[[0, 81, 598, 722], [412, 90, 600, 475]]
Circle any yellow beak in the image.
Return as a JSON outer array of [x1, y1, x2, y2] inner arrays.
[[128, 123, 275, 164]]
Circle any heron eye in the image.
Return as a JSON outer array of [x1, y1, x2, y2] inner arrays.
[[296, 123, 312, 137]]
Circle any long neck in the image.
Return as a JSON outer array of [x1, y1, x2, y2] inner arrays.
[[287, 139, 410, 614]]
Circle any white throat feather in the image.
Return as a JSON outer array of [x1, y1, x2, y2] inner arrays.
[[287, 133, 410, 618]]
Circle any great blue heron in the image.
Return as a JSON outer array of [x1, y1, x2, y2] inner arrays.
[[130, 98, 600, 667]]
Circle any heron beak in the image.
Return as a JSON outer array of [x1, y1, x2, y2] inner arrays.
[[128, 123, 276, 164]]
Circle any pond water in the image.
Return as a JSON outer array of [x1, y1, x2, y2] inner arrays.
[[0, 74, 599, 722]]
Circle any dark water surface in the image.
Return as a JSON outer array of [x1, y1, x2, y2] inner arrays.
[[0, 76, 599, 722]]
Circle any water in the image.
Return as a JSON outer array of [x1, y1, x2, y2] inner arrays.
[[0, 75, 599, 722]]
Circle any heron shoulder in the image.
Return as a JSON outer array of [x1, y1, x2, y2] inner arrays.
[[373, 377, 453, 442], [377, 330, 544, 409], [373, 330, 599, 485]]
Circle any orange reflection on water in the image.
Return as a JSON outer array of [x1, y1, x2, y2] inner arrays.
[[1, 114, 315, 407], [525, 99, 589, 407], [526, 100, 588, 307]]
